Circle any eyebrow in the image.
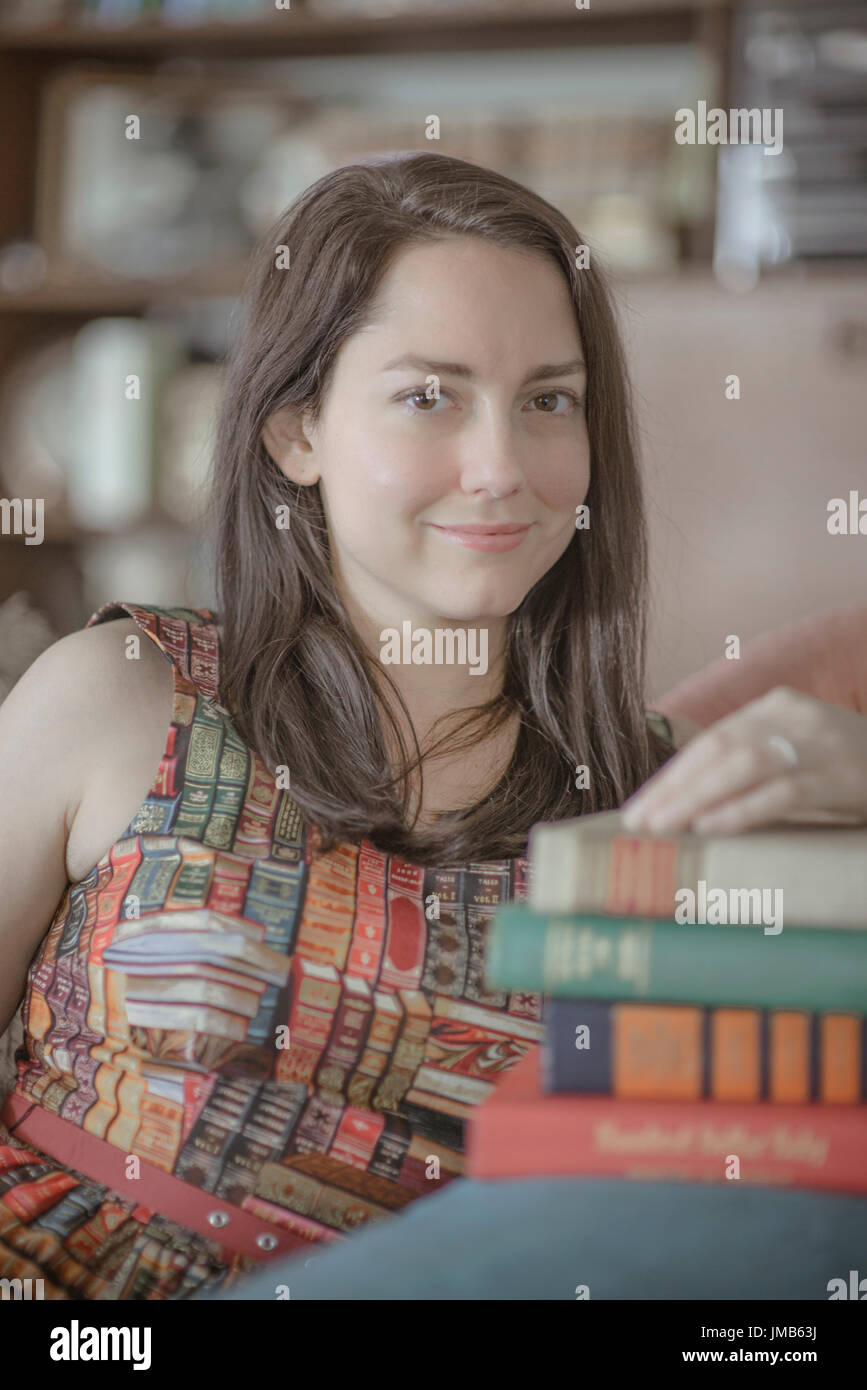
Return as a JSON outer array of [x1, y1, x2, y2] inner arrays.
[[380, 354, 587, 387]]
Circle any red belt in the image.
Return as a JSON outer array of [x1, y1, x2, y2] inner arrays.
[[0, 1091, 307, 1264]]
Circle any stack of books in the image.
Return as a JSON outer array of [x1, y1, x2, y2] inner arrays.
[[469, 811, 867, 1195]]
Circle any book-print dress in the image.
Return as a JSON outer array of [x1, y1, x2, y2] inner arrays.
[[0, 601, 671, 1300]]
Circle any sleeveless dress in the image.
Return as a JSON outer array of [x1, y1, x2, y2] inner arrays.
[[0, 601, 673, 1300]]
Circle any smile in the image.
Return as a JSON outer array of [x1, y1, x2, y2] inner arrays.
[[427, 523, 532, 552]]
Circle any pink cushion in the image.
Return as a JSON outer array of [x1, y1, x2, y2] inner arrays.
[[652, 605, 867, 728]]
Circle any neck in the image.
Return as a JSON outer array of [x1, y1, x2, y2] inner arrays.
[[339, 591, 509, 749]]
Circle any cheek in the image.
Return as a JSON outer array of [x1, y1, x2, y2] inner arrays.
[[530, 440, 591, 514], [324, 427, 438, 531], [351, 419, 446, 501]]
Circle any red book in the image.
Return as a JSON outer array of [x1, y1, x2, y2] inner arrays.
[[467, 1047, 867, 1195]]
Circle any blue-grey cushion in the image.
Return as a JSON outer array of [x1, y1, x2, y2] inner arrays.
[[205, 1176, 867, 1301]]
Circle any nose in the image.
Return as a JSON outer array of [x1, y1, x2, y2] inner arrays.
[[456, 406, 526, 500]]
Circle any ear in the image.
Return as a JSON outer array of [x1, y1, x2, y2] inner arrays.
[[261, 404, 320, 485]]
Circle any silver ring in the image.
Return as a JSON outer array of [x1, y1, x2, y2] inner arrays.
[[766, 734, 799, 768]]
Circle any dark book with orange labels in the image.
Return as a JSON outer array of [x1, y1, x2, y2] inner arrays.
[[542, 999, 867, 1103]]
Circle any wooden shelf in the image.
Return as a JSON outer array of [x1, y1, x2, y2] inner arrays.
[[0, 3, 727, 60], [0, 507, 193, 546], [0, 263, 247, 315], [0, 258, 727, 319]]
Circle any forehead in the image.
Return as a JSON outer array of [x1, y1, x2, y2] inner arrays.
[[351, 235, 583, 360]]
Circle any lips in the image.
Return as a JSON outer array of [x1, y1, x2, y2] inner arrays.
[[427, 522, 532, 552], [429, 523, 530, 535]]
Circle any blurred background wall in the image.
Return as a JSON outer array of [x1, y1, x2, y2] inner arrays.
[[0, 0, 864, 703]]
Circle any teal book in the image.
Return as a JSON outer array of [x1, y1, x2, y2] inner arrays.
[[485, 906, 867, 1011]]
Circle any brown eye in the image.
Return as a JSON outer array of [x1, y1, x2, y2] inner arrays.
[[526, 390, 583, 415], [411, 391, 438, 410]]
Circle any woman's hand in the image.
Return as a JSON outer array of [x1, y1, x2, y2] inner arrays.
[[623, 687, 867, 835]]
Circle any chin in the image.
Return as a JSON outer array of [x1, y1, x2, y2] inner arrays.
[[426, 584, 530, 624]]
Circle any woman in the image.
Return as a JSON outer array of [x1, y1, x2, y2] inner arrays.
[[0, 153, 864, 1301]]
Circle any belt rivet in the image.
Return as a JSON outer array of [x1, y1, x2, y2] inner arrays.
[[256, 1233, 279, 1251], [207, 1211, 230, 1228]]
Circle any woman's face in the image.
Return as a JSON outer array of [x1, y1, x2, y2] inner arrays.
[[275, 235, 591, 627]]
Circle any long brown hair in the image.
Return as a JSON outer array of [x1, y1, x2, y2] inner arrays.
[[209, 151, 672, 864]]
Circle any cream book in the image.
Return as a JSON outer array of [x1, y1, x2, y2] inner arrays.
[[528, 810, 867, 928]]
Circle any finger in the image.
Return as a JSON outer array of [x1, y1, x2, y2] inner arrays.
[[622, 736, 785, 831], [690, 771, 829, 835], [623, 719, 755, 812]]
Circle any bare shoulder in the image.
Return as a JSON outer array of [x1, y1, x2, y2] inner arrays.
[[10, 616, 173, 729], [65, 619, 176, 878], [0, 616, 176, 1029], [3, 617, 176, 883], [68, 614, 171, 685]]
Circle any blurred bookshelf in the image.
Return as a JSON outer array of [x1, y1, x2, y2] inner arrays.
[[0, 0, 865, 653], [0, 1, 730, 56]]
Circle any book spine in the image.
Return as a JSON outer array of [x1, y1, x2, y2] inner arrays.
[[420, 866, 469, 998], [164, 843, 215, 911], [368, 1110, 413, 1182], [486, 907, 867, 1011], [207, 850, 249, 918], [181, 1071, 215, 1144], [288, 1091, 343, 1158], [122, 975, 261, 1018], [464, 862, 511, 1007], [506, 856, 543, 1023], [0, 1160, 66, 1197], [291, 1151, 417, 1214], [65, 1198, 142, 1269], [293, 842, 359, 971], [529, 821, 867, 928], [468, 1086, 867, 1195], [147, 613, 190, 676], [173, 718, 221, 840], [272, 788, 306, 866], [187, 619, 220, 703], [130, 1090, 185, 1172], [123, 1001, 249, 1042], [246, 982, 281, 1049], [329, 1106, 385, 1169], [242, 857, 305, 955], [345, 990, 402, 1109], [240, 1193, 342, 1248], [173, 1075, 259, 1191], [313, 976, 373, 1100], [2, 1171, 79, 1222], [543, 1000, 867, 1102], [233, 760, 279, 858], [372, 989, 432, 1112], [96, 837, 145, 931], [149, 722, 180, 799], [121, 838, 184, 918], [346, 844, 388, 981], [213, 1080, 306, 1206], [252, 1160, 391, 1234], [379, 860, 427, 991], [274, 958, 341, 1086]]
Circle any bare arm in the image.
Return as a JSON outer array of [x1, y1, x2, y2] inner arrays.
[[1, 641, 82, 1034], [0, 619, 172, 1036]]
